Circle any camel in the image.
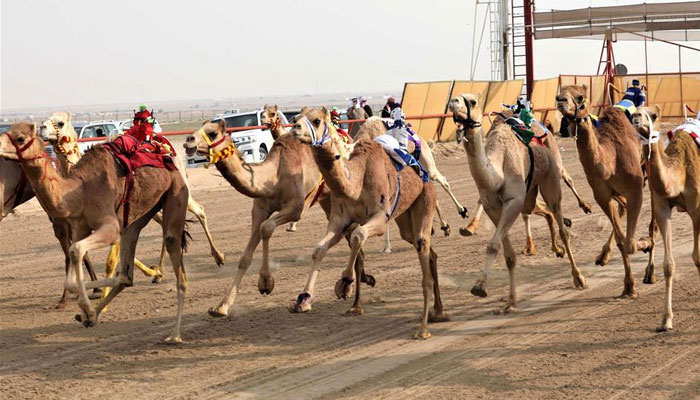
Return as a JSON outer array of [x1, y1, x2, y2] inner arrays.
[[43, 112, 224, 284], [185, 120, 374, 319], [346, 105, 368, 139], [632, 106, 700, 331], [461, 108, 590, 257], [261, 104, 287, 140], [450, 94, 586, 312], [0, 122, 190, 342], [287, 107, 447, 339], [556, 84, 644, 298]]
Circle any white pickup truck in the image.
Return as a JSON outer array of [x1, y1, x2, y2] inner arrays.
[[187, 109, 288, 167]]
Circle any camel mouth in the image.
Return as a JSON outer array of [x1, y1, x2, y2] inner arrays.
[[184, 145, 197, 157]]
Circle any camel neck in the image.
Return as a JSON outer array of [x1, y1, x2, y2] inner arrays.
[[270, 125, 286, 140], [20, 156, 81, 218], [312, 142, 362, 200], [572, 118, 606, 176], [215, 150, 279, 198], [647, 138, 683, 198], [462, 127, 501, 192]]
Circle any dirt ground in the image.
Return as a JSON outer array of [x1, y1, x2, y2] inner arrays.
[[1, 138, 698, 400]]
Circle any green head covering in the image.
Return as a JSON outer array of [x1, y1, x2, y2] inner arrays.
[[139, 102, 148, 112]]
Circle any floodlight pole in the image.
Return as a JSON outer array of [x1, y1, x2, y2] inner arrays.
[[524, 0, 534, 99]]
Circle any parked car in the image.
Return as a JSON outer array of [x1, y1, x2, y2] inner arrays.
[[187, 109, 288, 167], [118, 119, 163, 134], [0, 122, 11, 134], [215, 109, 240, 119], [44, 120, 121, 157]]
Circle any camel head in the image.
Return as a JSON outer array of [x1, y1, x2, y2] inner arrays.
[[0, 122, 44, 161], [449, 93, 483, 133], [290, 107, 331, 145], [185, 120, 237, 164], [556, 85, 588, 119], [261, 104, 282, 130], [41, 112, 75, 143], [632, 105, 662, 141]]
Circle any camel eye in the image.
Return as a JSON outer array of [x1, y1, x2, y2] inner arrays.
[[16, 136, 25, 144], [577, 95, 584, 102], [651, 113, 657, 121], [208, 131, 217, 140], [57, 122, 65, 128], [469, 100, 477, 107], [313, 119, 321, 126]]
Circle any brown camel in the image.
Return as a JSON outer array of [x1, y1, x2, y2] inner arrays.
[[0, 122, 190, 342], [346, 105, 368, 139], [450, 94, 586, 313], [288, 107, 447, 339], [556, 84, 644, 298], [633, 107, 700, 331], [185, 120, 373, 319]]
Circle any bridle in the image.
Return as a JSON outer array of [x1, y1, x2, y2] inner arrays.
[[51, 121, 79, 158], [264, 116, 282, 132], [3, 131, 47, 163], [559, 93, 590, 140], [197, 127, 236, 166], [634, 110, 660, 159], [304, 118, 330, 147]]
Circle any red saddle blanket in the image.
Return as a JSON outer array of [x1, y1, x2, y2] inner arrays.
[[101, 134, 177, 227]]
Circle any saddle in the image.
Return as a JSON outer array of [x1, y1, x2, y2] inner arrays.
[[102, 134, 177, 227]]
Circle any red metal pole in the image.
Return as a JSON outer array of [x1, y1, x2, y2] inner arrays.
[[524, 0, 535, 100]]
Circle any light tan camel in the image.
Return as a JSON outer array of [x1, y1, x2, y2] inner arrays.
[[556, 85, 644, 298], [450, 94, 586, 312], [185, 120, 374, 319], [633, 107, 700, 331], [287, 107, 447, 339], [261, 104, 287, 140], [0, 122, 190, 343]]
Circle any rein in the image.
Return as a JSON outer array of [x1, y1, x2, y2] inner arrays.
[[197, 128, 236, 166], [3, 131, 47, 163], [52, 121, 79, 157], [305, 119, 330, 147], [635, 111, 660, 160]]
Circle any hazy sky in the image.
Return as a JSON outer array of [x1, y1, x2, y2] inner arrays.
[[1, 0, 699, 110]]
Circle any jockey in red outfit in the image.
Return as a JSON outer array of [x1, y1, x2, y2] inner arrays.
[[124, 103, 174, 155]]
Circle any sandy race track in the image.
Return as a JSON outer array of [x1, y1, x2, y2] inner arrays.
[[1, 138, 698, 399]]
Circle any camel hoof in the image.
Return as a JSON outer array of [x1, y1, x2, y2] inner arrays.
[[286, 226, 297, 233], [563, 217, 573, 228], [361, 273, 376, 287], [595, 250, 611, 266], [656, 318, 673, 332], [258, 275, 275, 296], [54, 301, 67, 310], [441, 224, 451, 237], [573, 275, 587, 289], [334, 277, 353, 300], [494, 305, 518, 315], [164, 336, 183, 344], [289, 293, 312, 313], [581, 203, 592, 214], [554, 248, 565, 258], [151, 274, 163, 284], [459, 226, 476, 237], [413, 330, 431, 340], [458, 207, 469, 219], [212, 250, 225, 267], [344, 306, 363, 316], [82, 319, 95, 328], [74, 314, 82, 322], [470, 283, 487, 298], [378, 247, 392, 254], [428, 311, 450, 323], [522, 247, 536, 256], [643, 266, 657, 284], [207, 307, 228, 318], [88, 292, 102, 300], [616, 291, 638, 299]]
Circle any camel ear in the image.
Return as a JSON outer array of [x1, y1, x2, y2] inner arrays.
[[581, 84, 588, 92], [66, 112, 72, 123], [29, 123, 37, 136], [273, 104, 278, 111], [263, 104, 268, 110], [201, 120, 209, 126], [217, 119, 226, 132], [652, 104, 662, 119], [476, 92, 482, 101], [322, 106, 328, 116]]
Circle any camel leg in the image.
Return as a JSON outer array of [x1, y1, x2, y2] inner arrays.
[[379, 223, 392, 253], [471, 195, 523, 298], [639, 200, 659, 284], [286, 222, 298, 232], [596, 202, 625, 266], [434, 173, 468, 218], [161, 193, 189, 344], [435, 200, 451, 236], [624, 184, 643, 256], [188, 197, 225, 266], [335, 213, 387, 312], [460, 200, 483, 236], [655, 200, 674, 331], [208, 205, 268, 317], [65, 220, 120, 327], [290, 215, 348, 313], [500, 235, 518, 313], [93, 225, 141, 317], [561, 168, 592, 214], [521, 214, 536, 256], [598, 195, 637, 298], [411, 187, 440, 338], [539, 175, 587, 289], [259, 203, 304, 295], [532, 200, 565, 258]]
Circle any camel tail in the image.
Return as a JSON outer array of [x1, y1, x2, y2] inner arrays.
[[182, 223, 192, 253]]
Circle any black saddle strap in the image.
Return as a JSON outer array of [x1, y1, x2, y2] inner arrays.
[[525, 145, 535, 193]]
